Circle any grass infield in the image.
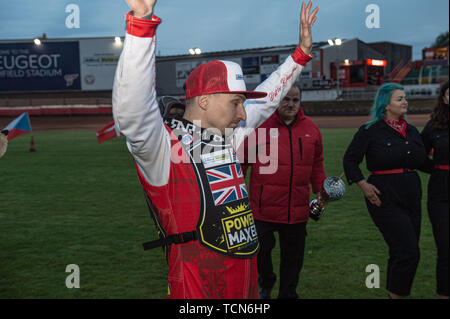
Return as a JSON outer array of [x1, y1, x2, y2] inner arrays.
[[0, 129, 435, 299]]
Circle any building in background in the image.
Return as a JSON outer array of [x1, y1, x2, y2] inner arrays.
[[0, 36, 446, 107], [368, 41, 412, 76], [155, 43, 327, 98]]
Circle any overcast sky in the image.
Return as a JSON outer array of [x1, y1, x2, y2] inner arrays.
[[1, 0, 448, 60]]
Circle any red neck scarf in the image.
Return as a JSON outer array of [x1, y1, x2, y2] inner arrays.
[[384, 117, 407, 138]]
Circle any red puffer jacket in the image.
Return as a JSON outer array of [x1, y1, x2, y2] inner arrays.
[[241, 108, 326, 224]]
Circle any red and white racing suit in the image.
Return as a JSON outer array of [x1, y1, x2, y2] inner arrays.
[[112, 12, 312, 299]]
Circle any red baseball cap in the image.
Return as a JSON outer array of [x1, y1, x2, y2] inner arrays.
[[185, 60, 267, 100]]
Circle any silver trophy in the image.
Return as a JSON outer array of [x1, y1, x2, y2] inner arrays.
[[309, 176, 346, 221]]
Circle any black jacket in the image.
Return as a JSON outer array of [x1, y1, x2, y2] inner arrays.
[[343, 120, 430, 185], [421, 120, 449, 167], [421, 120, 449, 201]]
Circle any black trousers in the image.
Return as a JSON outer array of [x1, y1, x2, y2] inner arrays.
[[366, 173, 422, 297], [255, 220, 306, 299], [427, 199, 449, 296]]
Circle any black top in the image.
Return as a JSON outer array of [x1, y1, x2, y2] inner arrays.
[[343, 120, 430, 185], [421, 119, 449, 201], [421, 120, 449, 166]]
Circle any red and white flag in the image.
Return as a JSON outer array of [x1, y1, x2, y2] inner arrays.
[[96, 121, 121, 144]]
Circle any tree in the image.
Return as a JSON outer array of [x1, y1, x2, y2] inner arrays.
[[432, 31, 449, 48]]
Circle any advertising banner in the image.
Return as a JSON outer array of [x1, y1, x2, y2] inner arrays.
[[0, 42, 81, 91], [176, 61, 202, 88], [79, 39, 122, 91], [175, 58, 241, 88]]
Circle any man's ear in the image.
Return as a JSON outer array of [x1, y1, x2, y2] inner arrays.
[[197, 95, 209, 111]]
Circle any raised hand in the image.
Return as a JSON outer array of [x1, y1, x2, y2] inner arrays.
[[126, 0, 157, 18], [299, 1, 319, 56]]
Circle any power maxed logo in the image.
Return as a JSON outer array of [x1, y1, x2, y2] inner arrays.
[[221, 203, 257, 251]]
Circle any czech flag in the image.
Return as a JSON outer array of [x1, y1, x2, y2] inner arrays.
[[96, 121, 122, 144], [2, 112, 32, 141]]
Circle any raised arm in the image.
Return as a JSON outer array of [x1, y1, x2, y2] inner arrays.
[[234, 1, 319, 148], [113, 0, 171, 187]]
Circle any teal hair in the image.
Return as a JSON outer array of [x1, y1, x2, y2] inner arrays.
[[366, 83, 406, 128]]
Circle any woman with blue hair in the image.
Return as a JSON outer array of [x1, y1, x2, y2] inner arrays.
[[343, 83, 430, 299]]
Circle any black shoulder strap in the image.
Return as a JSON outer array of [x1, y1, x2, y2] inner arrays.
[[141, 192, 197, 259], [142, 231, 198, 250], [142, 192, 169, 261]]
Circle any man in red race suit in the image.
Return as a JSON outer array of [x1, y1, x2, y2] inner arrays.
[[113, 0, 319, 299]]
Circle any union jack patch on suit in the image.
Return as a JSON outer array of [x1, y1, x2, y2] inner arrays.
[[206, 163, 248, 206]]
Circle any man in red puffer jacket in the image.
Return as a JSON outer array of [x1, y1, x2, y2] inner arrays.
[[241, 84, 326, 299]]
